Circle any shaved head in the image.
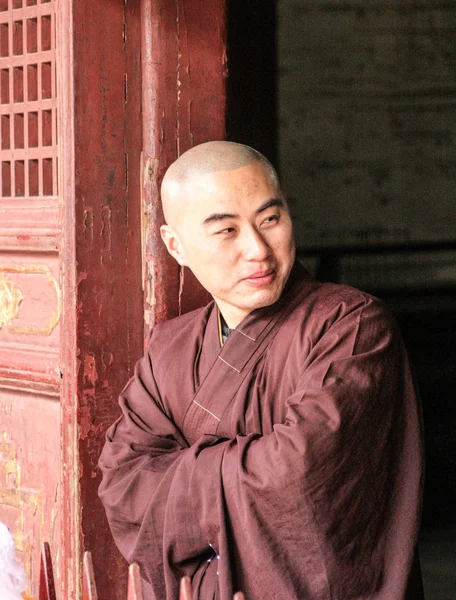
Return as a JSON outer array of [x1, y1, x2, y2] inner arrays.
[[161, 141, 279, 228], [159, 141, 295, 327]]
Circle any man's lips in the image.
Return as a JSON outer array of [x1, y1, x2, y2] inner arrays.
[[242, 268, 276, 286]]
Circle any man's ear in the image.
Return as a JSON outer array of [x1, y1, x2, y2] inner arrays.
[[160, 225, 187, 266]]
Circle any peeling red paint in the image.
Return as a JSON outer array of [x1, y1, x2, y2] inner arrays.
[[77, 272, 88, 285], [140, 0, 225, 332], [60, 1, 144, 597], [101, 352, 113, 372], [100, 206, 112, 254], [83, 207, 94, 248], [83, 353, 98, 388]]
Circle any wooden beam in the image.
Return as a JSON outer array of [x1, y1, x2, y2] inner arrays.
[[141, 0, 227, 331], [82, 552, 98, 600], [39, 542, 56, 600], [127, 563, 144, 600], [58, 1, 143, 598]]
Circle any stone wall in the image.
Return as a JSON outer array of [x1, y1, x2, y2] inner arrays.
[[278, 1, 456, 250]]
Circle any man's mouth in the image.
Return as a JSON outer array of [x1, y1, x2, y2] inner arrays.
[[242, 268, 276, 286]]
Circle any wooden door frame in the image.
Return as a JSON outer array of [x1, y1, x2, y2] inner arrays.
[[58, 1, 144, 597], [58, 1, 226, 597], [141, 0, 226, 331]]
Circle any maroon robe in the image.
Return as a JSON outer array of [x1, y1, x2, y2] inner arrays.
[[98, 263, 424, 599]]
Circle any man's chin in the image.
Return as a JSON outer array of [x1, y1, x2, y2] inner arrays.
[[244, 288, 283, 312]]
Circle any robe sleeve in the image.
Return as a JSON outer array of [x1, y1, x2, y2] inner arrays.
[[98, 337, 230, 592], [98, 295, 423, 599]]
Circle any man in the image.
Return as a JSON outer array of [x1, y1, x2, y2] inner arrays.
[[99, 142, 424, 599]]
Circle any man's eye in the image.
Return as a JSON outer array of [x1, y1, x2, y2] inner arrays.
[[216, 227, 235, 235], [262, 214, 279, 226]]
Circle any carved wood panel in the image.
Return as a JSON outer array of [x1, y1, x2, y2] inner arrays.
[[0, 0, 59, 597]]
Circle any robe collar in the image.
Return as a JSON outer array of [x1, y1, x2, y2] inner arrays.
[[203, 260, 313, 373], [223, 260, 311, 339], [186, 260, 315, 441]]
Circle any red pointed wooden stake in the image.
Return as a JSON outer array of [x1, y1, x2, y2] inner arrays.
[[127, 563, 144, 600], [179, 576, 193, 600], [39, 542, 56, 600], [82, 551, 98, 600]]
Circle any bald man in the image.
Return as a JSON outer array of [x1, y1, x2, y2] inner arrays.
[[99, 142, 424, 600]]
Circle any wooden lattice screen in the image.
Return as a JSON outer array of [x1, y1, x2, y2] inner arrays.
[[0, 0, 57, 199], [0, 0, 59, 595]]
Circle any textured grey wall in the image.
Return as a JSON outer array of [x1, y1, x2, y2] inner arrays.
[[278, 1, 456, 249]]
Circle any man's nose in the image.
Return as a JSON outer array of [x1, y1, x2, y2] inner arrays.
[[240, 227, 271, 260]]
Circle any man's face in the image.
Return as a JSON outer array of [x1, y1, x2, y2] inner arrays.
[[162, 161, 296, 327]]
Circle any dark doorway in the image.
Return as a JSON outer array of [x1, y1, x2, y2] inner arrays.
[[226, 0, 278, 166]]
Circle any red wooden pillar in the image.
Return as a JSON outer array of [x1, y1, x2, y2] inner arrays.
[[58, 1, 143, 598], [141, 0, 226, 329], [58, 0, 226, 598]]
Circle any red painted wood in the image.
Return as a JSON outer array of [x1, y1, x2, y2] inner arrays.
[[174, 0, 226, 316], [39, 542, 56, 600], [0, 200, 59, 252], [56, 0, 78, 592], [179, 576, 193, 600], [59, 0, 143, 598], [141, 0, 180, 329], [141, 0, 226, 331], [178, 577, 246, 600], [82, 552, 98, 600], [175, 0, 227, 152], [127, 563, 144, 600]]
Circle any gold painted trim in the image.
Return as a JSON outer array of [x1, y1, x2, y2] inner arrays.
[[0, 264, 61, 336], [0, 432, 44, 583], [0, 376, 60, 397], [0, 275, 23, 329]]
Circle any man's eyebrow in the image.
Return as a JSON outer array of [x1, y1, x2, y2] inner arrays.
[[202, 212, 239, 226], [255, 198, 283, 214], [202, 198, 283, 226]]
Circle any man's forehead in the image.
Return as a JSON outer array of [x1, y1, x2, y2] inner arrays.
[[164, 141, 264, 183], [165, 162, 276, 206], [180, 163, 281, 206]]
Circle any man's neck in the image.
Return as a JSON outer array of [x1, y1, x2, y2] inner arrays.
[[214, 301, 247, 330]]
